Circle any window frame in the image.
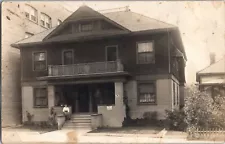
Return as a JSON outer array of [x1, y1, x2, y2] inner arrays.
[[33, 87, 48, 108], [24, 4, 38, 23], [40, 12, 52, 28], [105, 45, 119, 62], [79, 22, 94, 32], [32, 51, 47, 71], [136, 41, 155, 64], [62, 49, 74, 65], [137, 81, 157, 105], [57, 19, 62, 25]]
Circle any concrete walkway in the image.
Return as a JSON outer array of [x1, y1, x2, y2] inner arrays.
[[2, 127, 225, 143]]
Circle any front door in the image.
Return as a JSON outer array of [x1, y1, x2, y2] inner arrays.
[[78, 85, 89, 113]]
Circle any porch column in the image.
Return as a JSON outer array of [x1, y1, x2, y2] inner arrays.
[[89, 91, 93, 113], [98, 82, 126, 127], [75, 92, 79, 113], [48, 85, 55, 108]]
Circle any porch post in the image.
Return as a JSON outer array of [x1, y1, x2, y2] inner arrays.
[[48, 85, 55, 108], [75, 93, 79, 113], [89, 91, 93, 113]]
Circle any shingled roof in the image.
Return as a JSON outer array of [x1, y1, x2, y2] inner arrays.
[[197, 57, 225, 75], [12, 5, 177, 46]]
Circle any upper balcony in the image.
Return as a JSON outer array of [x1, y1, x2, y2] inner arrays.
[[48, 60, 125, 78]]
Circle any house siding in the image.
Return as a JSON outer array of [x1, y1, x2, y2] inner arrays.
[[21, 32, 172, 82], [22, 85, 49, 122], [125, 75, 174, 120]]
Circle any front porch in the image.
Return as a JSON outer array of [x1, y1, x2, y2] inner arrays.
[[54, 83, 115, 114], [48, 81, 126, 128]]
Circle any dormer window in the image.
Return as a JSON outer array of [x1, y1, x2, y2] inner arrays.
[[25, 5, 38, 23], [40, 13, 51, 29], [79, 22, 93, 32]]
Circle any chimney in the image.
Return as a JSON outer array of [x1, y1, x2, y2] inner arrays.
[[210, 52, 216, 64]]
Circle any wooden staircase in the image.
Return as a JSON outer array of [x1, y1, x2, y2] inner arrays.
[[63, 114, 92, 130]]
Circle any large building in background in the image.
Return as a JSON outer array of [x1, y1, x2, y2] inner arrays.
[[1, 1, 72, 127]]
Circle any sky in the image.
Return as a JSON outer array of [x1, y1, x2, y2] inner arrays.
[[60, 1, 225, 84]]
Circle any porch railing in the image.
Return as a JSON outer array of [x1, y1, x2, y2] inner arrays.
[[48, 60, 124, 77]]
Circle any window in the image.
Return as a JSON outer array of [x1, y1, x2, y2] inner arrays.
[[137, 42, 155, 64], [62, 50, 73, 65], [40, 13, 51, 28], [33, 52, 47, 71], [173, 81, 176, 105], [106, 46, 118, 61], [25, 32, 34, 38], [25, 5, 38, 22], [138, 82, 156, 104], [176, 85, 179, 105], [57, 19, 62, 25], [33, 87, 48, 107], [79, 23, 93, 32]]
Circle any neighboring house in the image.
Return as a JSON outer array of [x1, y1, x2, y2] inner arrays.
[[196, 53, 225, 98], [2, 2, 71, 127], [11, 5, 187, 128]]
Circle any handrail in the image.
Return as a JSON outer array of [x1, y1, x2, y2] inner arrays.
[[48, 60, 124, 77]]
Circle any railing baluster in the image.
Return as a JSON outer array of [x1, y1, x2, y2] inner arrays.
[[48, 61, 124, 77]]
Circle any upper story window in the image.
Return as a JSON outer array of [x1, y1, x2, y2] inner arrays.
[[138, 82, 156, 104], [137, 41, 155, 64], [62, 50, 73, 65], [33, 52, 47, 71], [79, 22, 93, 32], [25, 5, 38, 23], [57, 19, 62, 25], [40, 13, 51, 28], [25, 32, 34, 38]]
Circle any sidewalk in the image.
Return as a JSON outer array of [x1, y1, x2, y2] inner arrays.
[[2, 127, 225, 144]]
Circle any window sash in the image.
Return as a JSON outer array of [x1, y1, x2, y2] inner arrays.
[[34, 88, 47, 107], [139, 93, 156, 103], [138, 83, 156, 104], [34, 52, 46, 61], [138, 52, 154, 64], [138, 42, 153, 52], [80, 23, 93, 31]]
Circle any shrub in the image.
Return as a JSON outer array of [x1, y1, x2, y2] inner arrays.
[[165, 109, 187, 131], [26, 111, 34, 125], [143, 111, 158, 122], [184, 85, 225, 130]]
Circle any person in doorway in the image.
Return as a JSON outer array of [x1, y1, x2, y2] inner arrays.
[[63, 104, 70, 120]]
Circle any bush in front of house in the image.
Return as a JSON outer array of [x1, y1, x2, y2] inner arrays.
[[184, 85, 225, 130], [165, 109, 187, 131], [165, 85, 225, 132]]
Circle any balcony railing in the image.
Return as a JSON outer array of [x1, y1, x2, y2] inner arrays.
[[48, 60, 124, 77]]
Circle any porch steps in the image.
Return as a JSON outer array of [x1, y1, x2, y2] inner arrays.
[[62, 114, 92, 130]]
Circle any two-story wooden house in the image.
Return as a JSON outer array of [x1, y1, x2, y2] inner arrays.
[[11, 5, 187, 128]]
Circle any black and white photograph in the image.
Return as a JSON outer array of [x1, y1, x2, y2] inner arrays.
[[1, 1, 225, 143]]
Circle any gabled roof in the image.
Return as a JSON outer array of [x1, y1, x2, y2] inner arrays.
[[197, 57, 225, 74], [43, 5, 130, 40], [12, 6, 177, 46]]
